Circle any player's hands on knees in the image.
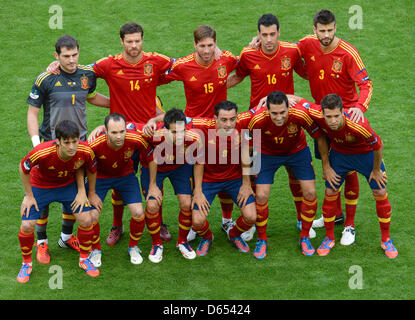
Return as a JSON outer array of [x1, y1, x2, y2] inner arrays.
[[237, 184, 254, 208], [369, 169, 387, 189], [88, 192, 103, 213], [71, 191, 90, 214], [88, 125, 105, 143], [47, 61, 61, 75], [323, 165, 341, 191], [348, 108, 364, 123], [192, 190, 210, 217], [20, 195, 39, 218], [249, 36, 260, 50], [147, 184, 163, 206]]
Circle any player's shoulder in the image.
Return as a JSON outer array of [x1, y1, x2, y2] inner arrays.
[[279, 40, 299, 49], [77, 64, 95, 74], [221, 50, 237, 60], [298, 34, 318, 43], [34, 71, 55, 87], [171, 53, 195, 69], [89, 133, 106, 148], [78, 140, 94, 152], [30, 141, 56, 157], [191, 117, 216, 128], [344, 115, 373, 137], [144, 51, 171, 62], [289, 104, 314, 123], [338, 39, 363, 59]]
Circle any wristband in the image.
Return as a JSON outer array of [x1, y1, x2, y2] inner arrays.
[[31, 135, 41, 147]]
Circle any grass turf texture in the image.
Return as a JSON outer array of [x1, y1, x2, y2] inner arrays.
[[1, 0, 415, 300]]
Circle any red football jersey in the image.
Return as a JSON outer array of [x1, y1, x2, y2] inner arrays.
[[160, 51, 238, 117], [297, 35, 373, 112], [89, 130, 153, 179], [187, 111, 253, 182], [93, 52, 173, 122], [149, 127, 203, 172], [248, 106, 322, 155], [236, 42, 306, 107], [300, 99, 382, 154], [21, 141, 97, 188]]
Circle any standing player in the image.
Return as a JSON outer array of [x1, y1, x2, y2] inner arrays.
[[138, 108, 204, 261], [88, 113, 159, 266], [227, 14, 311, 238], [47, 23, 174, 244], [190, 101, 257, 257], [293, 94, 397, 258], [17, 120, 100, 283], [27, 34, 109, 264], [159, 25, 239, 236], [297, 10, 374, 244], [247, 91, 327, 258]]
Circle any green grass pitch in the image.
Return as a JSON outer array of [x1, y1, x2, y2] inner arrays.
[[1, 0, 415, 301]]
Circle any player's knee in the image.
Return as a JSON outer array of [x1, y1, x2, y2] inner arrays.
[[372, 188, 386, 197], [131, 204, 144, 219], [76, 212, 92, 227], [242, 204, 257, 224], [256, 191, 269, 204], [145, 200, 160, 214], [303, 188, 316, 200], [192, 211, 205, 228], [21, 220, 36, 233]]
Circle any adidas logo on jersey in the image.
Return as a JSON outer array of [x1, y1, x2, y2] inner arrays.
[[55, 81, 62, 86], [189, 76, 197, 81]]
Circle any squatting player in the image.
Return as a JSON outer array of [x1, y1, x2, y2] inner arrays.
[[292, 94, 397, 259], [137, 109, 204, 261], [17, 120, 101, 283], [88, 113, 158, 267], [247, 91, 328, 259], [190, 101, 257, 257]]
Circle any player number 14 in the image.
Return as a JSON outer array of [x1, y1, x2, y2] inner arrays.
[[130, 80, 140, 91]]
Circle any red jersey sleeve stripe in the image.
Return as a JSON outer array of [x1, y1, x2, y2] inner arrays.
[[339, 42, 365, 70], [29, 147, 56, 162], [345, 119, 372, 138], [289, 109, 314, 126]]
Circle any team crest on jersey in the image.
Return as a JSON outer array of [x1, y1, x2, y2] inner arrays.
[[73, 160, 84, 170], [217, 65, 227, 78], [332, 60, 343, 73], [345, 134, 356, 143], [124, 148, 135, 160], [281, 58, 291, 71], [80, 76, 89, 89], [144, 64, 153, 76], [287, 123, 298, 134]]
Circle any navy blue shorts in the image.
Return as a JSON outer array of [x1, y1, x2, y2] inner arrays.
[[141, 163, 194, 197], [193, 178, 256, 210], [255, 147, 315, 184], [326, 149, 387, 190], [95, 172, 142, 204], [22, 182, 94, 221]]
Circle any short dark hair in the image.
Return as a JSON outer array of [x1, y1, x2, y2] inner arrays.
[[214, 100, 238, 117], [313, 10, 336, 27], [266, 91, 289, 109], [55, 35, 79, 55], [55, 120, 80, 140], [120, 22, 144, 40], [194, 25, 216, 44], [105, 113, 126, 129], [257, 14, 280, 31], [164, 108, 186, 129], [321, 93, 343, 112]]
